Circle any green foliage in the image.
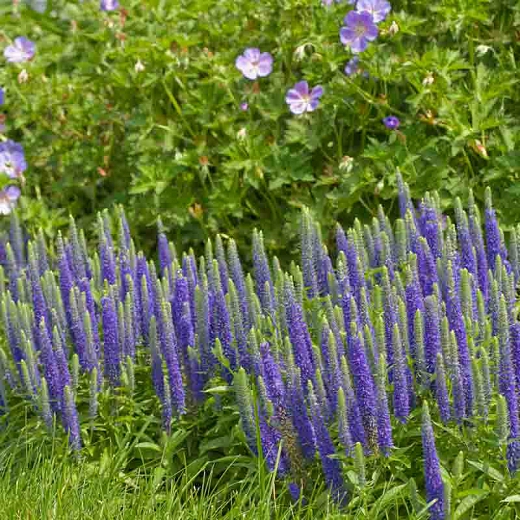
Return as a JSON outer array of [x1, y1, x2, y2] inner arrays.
[[1, 0, 520, 257]]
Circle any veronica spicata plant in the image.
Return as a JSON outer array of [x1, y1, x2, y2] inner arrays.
[[1, 176, 520, 517]]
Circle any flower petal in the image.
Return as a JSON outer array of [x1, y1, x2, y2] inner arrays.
[[257, 53, 273, 76], [310, 86, 324, 101], [288, 100, 308, 115], [4, 186, 20, 201], [293, 81, 309, 97], [243, 48, 261, 61]]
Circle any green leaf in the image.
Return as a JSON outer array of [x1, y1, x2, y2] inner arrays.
[[467, 460, 505, 482], [134, 442, 162, 452], [370, 483, 408, 514], [454, 492, 489, 519], [502, 495, 520, 503], [203, 385, 231, 394], [199, 436, 233, 454]]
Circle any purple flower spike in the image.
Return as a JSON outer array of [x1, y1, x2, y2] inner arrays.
[[356, 0, 392, 23], [0, 87, 4, 106], [236, 48, 273, 80], [0, 186, 21, 215], [340, 12, 378, 54], [309, 383, 348, 504], [421, 402, 445, 520], [100, 0, 119, 11], [4, 37, 36, 63], [383, 116, 400, 130], [285, 81, 324, 115], [102, 295, 120, 387], [0, 140, 27, 179]]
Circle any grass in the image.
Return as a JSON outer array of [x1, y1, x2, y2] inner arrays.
[[0, 435, 331, 519]]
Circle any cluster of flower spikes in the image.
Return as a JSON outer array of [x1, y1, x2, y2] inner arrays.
[[1, 179, 520, 517]]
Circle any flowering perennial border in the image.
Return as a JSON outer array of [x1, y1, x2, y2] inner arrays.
[[0, 175, 519, 518]]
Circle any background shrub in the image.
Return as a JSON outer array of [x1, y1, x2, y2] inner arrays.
[[1, 0, 520, 258]]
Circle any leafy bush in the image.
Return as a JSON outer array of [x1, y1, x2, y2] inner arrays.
[[1, 0, 520, 256], [2, 178, 520, 517]]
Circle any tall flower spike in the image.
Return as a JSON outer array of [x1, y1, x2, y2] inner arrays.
[[52, 325, 71, 402], [101, 294, 120, 387], [228, 238, 250, 330], [28, 243, 50, 345], [472, 356, 486, 420], [252, 229, 274, 313], [445, 261, 473, 415], [340, 356, 366, 448], [284, 277, 315, 386], [392, 324, 410, 423], [337, 386, 353, 454], [375, 353, 393, 455], [396, 170, 415, 220], [418, 237, 438, 297], [228, 279, 249, 370], [468, 190, 489, 301], [308, 381, 347, 504], [63, 385, 81, 450], [212, 285, 235, 374], [8, 211, 25, 268], [347, 322, 378, 450], [419, 200, 442, 259], [259, 342, 285, 409], [454, 198, 477, 277], [449, 331, 466, 424], [159, 300, 186, 415], [435, 353, 450, 424], [38, 318, 61, 412], [510, 226, 520, 282], [157, 220, 173, 277], [39, 377, 53, 430], [68, 215, 87, 282], [405, 256, 424, 361], [234, 367, 257, 454], [149, 317, 171, 431], [484, 187, 510, 273], [497, 295, 520, 472], [424, 295, 441, 378], [421, 401, 446, 520], [381, 267, 397, 368], [288, 367, 316, 459], [300, 209, 318, 299]]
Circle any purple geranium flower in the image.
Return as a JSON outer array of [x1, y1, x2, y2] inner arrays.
[[0, 140, 27, 178], [345, 56, 360, 76], [340, 12, 378, 53], [285, 81, 324, 115], [100, 0, 119, 11], [3, 37, 36, 63], [240, 102, 249, 111], [0, 186, 21, 215], [356, 0, 392, 23], [383, 115, 400, 130], [236, 48, 273, 80]]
